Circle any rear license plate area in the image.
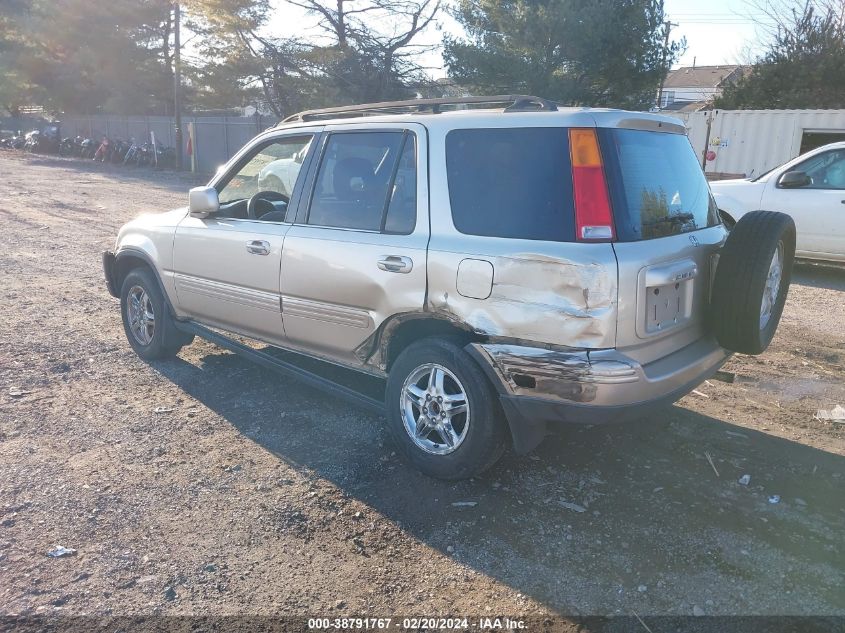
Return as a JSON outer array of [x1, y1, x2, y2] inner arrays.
[[645, 280, 688, 333], [637, 259, 698, 337]]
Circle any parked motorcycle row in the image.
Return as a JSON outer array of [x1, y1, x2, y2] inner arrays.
[[1, 125, 177, 169]]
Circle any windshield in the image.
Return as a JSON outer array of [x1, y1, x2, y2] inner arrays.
[[601, 129, 721, 241]]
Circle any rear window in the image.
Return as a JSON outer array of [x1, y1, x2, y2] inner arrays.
[[445, 128, 575, 241], [600, 129, 720, 241]]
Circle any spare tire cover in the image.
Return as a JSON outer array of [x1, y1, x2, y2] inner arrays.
[[710, 210, 796, 355]]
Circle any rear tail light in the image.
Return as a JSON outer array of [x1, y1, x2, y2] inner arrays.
[[569, 128, 615, 241]]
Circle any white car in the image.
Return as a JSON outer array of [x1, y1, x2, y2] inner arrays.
[[710, 141, 845, 263], [257, 145, 311, 196]]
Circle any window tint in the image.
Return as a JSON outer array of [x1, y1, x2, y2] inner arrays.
[[601, 129, 720, 241], [308, 132, 408, 231], [445, 128, 574, 241], [218, 135, 313, 206], [792, 149, 845, 189]]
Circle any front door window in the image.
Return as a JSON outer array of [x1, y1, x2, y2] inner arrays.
[[216, 135, 314, 220]]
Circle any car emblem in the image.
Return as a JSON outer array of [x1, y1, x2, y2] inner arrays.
[[689, 235, 700, 247]]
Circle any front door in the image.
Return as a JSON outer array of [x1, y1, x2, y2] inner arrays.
[[762, 147, 845, 260], [172, 131, 319, 344], [280, 123, 429, 364]]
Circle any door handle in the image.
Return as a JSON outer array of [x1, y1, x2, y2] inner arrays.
[[246, 240, 271, 256], [377, 255, 413, 273]]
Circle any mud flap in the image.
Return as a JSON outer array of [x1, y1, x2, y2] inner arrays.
[[498, 397, 549, 454], [463, 342, 549, 454]]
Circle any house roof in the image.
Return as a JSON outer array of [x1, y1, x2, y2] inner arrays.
[[664, 65, 743, 89], [660, 99, 708, 112]]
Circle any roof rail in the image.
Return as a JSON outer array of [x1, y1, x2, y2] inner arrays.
[[280, 94, 558, 123]]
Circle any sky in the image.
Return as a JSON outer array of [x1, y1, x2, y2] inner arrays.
[[266, 0, 778, 76]]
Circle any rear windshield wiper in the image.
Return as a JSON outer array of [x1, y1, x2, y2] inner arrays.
[[642, 212, 695, 227]]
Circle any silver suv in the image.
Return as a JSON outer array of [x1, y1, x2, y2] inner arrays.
[[104, 95, 796, 479]]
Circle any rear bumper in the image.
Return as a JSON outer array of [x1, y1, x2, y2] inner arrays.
[[467, 337, 730, 453]]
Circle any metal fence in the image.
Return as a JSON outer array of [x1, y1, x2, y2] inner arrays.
[[46, 114, 279, 174], [1, 116, 49, 134]]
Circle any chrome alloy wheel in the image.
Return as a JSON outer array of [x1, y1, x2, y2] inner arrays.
[[759, 240, 784, 330], [400, 363, 470, 455], [127, 285, 155, 346]]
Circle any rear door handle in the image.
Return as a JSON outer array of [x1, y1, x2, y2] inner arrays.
[[377, 255, 413, 273], [246, 240, 271, 255]]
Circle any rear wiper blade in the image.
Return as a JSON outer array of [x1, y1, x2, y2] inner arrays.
[[642, 212, 695, 226]]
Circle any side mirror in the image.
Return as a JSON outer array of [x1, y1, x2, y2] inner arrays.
[[779, 170, 811, 188], [188, 186, 219, 218]]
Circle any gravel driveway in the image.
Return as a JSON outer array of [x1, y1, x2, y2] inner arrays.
[[1, 152, 843, 627]]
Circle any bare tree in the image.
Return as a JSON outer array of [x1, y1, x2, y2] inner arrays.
[[286, 0, 442, 99]]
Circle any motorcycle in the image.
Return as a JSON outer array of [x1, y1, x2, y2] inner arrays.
[[109, 139, 130, 163], [1, 132, 25, 149], [39, 123, 61, 153], [93, 136, 111, 162], [59, 135, 84, 157], [154, 144, 176, 169], [122, 138, 139, 165], [79, 138, 97, 159], [23, 130, 40, 152]]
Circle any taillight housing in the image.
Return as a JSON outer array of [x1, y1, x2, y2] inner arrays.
[[569, 128, 615, 241]]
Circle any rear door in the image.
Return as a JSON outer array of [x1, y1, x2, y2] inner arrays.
[[601, 127, 727, 365], [279, 122, 428, 365]]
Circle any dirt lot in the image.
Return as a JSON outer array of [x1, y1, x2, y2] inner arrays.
[[1, 152, 844, 625]]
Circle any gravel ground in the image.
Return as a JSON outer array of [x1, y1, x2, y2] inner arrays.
[[0, 152, 844, 625]]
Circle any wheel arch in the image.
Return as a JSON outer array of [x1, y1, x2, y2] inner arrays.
[[719, 209, 737, 229], [113, 248, 177, 316], [357, 313, 484, 373]]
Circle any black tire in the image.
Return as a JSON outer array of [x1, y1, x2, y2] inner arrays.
[[385, 338, 507, 480], [119, 268, 191, 360], [710, 210, 796, 355]]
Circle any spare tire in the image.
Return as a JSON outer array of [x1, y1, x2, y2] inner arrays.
[[710, 210, 795, 355]]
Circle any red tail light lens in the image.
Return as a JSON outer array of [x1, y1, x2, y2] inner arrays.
[[569, 128, 615, 241]]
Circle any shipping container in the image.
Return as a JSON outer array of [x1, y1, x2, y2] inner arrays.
[[668, 109, 845, 179]]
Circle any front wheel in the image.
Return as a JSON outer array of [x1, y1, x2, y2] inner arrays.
[[385, 338, 506, 480], [120, 268, 191, 360]]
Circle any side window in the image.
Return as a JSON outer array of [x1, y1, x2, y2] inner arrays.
[[792, 150, 845, 190], [446, 128, 574, 241], [308, 131, 415, 233], [217, 135, 313, 219], [384, 135, 417, 234]]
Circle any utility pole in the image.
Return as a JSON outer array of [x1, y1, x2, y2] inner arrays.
[[656, 20, 677, 110], [173, 1, 183, 171]]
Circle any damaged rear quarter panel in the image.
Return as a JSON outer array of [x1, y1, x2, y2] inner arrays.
[[425, 236, 618, 349], [424, 116, 618, 351]]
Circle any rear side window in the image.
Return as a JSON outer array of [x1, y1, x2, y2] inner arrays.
[[601, 129, 720, 241], [308, 131, 413, 232], [446, 128, 574, 241]]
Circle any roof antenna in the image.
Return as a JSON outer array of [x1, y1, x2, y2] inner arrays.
[[693, 56, 696, 69]]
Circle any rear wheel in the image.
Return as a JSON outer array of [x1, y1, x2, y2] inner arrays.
[[710, 210, 796, 355], [120, 268, 191, 360], [386, 338, 506, 480]]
